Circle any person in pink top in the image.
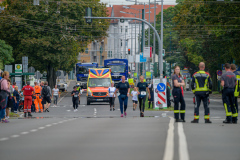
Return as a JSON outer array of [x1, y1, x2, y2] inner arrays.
[[0, 71, 10, 123]]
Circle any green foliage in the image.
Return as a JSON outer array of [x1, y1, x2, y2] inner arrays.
[[0, 39, 14, 66], [0, 0, 109, 87]]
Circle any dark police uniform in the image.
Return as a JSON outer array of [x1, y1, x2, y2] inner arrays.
[[233, 71, 240, 122], [191, 70, 212, 123], [221, 71, 237, 123], [171, 74, 186, 121], [116, 81, 130, 114]]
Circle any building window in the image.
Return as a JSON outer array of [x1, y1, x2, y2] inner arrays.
[[125, 26, 128, 33], [85, 48, 88, 54]]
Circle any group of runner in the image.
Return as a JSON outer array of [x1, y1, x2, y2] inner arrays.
[[108, 75, 153, 117]]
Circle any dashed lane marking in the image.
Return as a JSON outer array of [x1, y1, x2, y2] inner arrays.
[[30, 129, 38, 132], [38, 127, 45, 129], [11, 135, 20, 138], [0, 138, 9, 141], [45, 124, 52, 127], [21, 132, 29, 135]]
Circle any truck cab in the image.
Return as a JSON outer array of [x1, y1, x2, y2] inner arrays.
[[86, 68, 112, 105], [76, 63, 98, 89]]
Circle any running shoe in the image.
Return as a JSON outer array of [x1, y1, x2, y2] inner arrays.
[[121, 114, 123, 117], [2, 119, 9, 123], [110, 108, 112, 111], [76, 109, 78, 111], [113, 108, 115, 111], [74, 109, 76, 112], [124, 112, 127, 116]]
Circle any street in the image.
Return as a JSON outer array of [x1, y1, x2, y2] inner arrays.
[[1, 81, 240, 160]]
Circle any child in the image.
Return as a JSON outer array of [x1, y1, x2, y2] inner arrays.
[[71, 86, 80, 112], [131, 87, 138, 111], [108, 82, 116, 111]]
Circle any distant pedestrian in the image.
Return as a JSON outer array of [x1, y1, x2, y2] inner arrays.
[[34, 82, 43, 113], [71, 86, 80, 112], [0, 71, 10, 123], [131, 87, 138, 111], [22, 81, 34, 117], [231, 64, 240, 123], [13, 86, 20, 113], [221, 63, 237, 123], [6, 79, 14, 119], [108, 82, 116, 111], [166, 82, 171, 108], [148, 81, 154, 109], [41, 81, 51, 112], [40, 81, 44, 110], [137, 75, 151, 117], [172, 66, 186, 122], [52, 85, 60, 107], [114, 76, 130, 117]]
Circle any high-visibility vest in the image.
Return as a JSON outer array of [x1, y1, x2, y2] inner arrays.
[[192, 71, 211, 93], [34, 85, 42, 94], [234, 75, 240, 97]]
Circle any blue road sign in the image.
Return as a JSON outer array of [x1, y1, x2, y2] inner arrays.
[[157, 83, 166, 92], [217, 70, 222, 76], [140, 52, 147, 62]]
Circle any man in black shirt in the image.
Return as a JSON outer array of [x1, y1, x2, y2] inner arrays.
[[71, 86, 80, 112], [115, 76, 130, 117], [221, 63, 237, 123]]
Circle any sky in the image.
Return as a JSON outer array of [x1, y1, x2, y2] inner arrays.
[[100, 0, 177, 6]]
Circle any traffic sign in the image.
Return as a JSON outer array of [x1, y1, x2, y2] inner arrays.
[[157, 83, 166, 92], [217, 70, 222, 76], [140, 52, 147, 62]]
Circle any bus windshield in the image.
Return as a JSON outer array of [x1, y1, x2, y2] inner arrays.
[[88, 78, 111, 87], [108, 65, 125, 73], [77, 66, 96, 74]]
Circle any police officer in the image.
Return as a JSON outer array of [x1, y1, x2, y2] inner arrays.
[[230, 64, 240, 123], [221, 63, 237, 123], [191, 62, 212, 123]]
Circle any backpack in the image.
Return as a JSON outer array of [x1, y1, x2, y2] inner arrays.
[[42, 86, 49, 96]]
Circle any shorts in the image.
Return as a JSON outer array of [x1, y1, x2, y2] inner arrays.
[[42, 96, 51, 104], [132, 100, 138, 104]]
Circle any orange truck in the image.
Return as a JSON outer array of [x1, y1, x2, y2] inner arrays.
[[86, 68, 112, 105]]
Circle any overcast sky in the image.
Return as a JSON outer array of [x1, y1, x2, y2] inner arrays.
[[100, 0, 177, 6]]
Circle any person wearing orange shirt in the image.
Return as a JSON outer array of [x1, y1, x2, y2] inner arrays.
[[34, 82, 43, 113], [22, 81, 34, 117]]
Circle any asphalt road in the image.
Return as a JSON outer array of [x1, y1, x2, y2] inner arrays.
[[0, 81, 240, 160]]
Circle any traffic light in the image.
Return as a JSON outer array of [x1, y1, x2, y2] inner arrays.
[[166, 63, 170, 76], [128, 49, 130, 55], [85, 7, 92, 24]]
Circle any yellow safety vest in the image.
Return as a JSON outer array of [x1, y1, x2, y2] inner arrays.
[[234, 75, 240, 97], [192, 71, 211, 93]]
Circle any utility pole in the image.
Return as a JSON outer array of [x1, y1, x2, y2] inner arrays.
[[153, 0, 156, 77], [148, 0, 151, 72], [141, 6, 145, 77], [160, 0, 163, 78]]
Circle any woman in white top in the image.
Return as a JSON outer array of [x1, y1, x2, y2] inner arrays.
[[52, 85, 60, 107], [131, 87, 138, 111], [108, 82, 116, 111]]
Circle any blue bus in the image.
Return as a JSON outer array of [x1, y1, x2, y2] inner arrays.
[[104, 59, 128, 85], [76, 63, 98, 88]]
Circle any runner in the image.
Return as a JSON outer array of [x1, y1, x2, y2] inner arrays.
[[137, 75, 151, 117], [71, 86, 80, 112], [131, 87, 138, 111], [108, 82, 116, 111], [114, 76, 130, 117], [52, 85, 60, 107]]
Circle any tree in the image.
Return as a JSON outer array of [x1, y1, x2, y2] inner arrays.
[[0, 39, 14, 68], [0, 0, 109, 88]]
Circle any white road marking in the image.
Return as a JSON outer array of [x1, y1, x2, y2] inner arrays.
[[38, 127, 45, 129], [45, 124, 52, 127], [58, 93, 68, 103], [178, 123, 190, 160], [21, 132, 29, 135], [30, 129, 38, 132], [11, 135, 20, 138], [52, 123, 58, 125], [94, 108, 97, 116], [66, 110, 71, 112], [0, 137, 9, 141], [163, 117, 174, 160], [162, 113, 167, 117]]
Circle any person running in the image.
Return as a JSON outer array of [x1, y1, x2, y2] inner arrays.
[[52, 85, 60, 107], [172, 66, 186, 122], [148, 81, 154, 109], [108, 82, 116, 111], [114, 76, 130, 117], [137, 75, 151, 117], [71, 86, 80, 112], [13, 86, 20, 113], [131, 87, 138, 111], [41, 81, 51, 112]]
